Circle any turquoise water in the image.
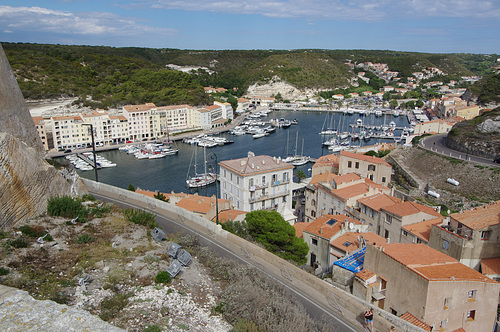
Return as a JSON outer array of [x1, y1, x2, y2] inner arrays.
[[77, 110, 409, 197]]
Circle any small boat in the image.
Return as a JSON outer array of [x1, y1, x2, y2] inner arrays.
[[291, 156, 310, 166], [252, 132, 268, 139], [186, 146, 216, 188]]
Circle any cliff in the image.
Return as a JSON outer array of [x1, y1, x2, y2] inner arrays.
[[0, 44, 86, 229]]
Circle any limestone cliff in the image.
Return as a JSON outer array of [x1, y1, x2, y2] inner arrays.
[[0, 44, 86, 229]]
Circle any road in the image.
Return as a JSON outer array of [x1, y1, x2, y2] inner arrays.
[[92, 192, 361, 332], [420, 134, 497, 166]]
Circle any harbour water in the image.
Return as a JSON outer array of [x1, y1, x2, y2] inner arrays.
[[76, 110, 410, 197]]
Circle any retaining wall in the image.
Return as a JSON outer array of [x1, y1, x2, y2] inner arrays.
[[82, 178, 427, 332]]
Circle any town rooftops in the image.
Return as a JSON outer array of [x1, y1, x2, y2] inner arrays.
[[51, 115, 82, 121], [304, 214, 361, 239], [333, 173, 362, 186], [293, 222, 309, 238], [81, 110, 108, 118], [379, 243, 498, 283], [382, 201, 442, 218], [399, 312, 432, 332], [312, 153, 339, 168], [340, 150, 391, 167], [331, 232, 386, 254], [157, 104, 191, 110], [358, 193, 401, 212], [213, 209, 247, 223], [205, 104, 221, 111], [324, 178, 389, 202], [123, 104, 155, 112], [402, 217, 443, 242], [309, 172, 336, 187], [450, 201, 500, 230], [176, 195, 228, 215], [219, 152, 293, 176], [355, 268, 376, 281], [32, 116, 44, 124]]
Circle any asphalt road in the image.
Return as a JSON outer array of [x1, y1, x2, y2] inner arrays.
[[420, 134, 497, 166], [92, 192, 361, 332]]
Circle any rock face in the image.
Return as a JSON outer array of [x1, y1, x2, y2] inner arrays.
[[246, 76, 322, 100], [0, 44, 86, 229], [445, 108, 500, 159]]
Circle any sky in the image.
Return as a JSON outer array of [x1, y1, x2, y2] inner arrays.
[[0, 1, 499, 53]]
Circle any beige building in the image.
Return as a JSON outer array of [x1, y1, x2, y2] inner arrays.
[[338, 151, 392, 186], [304, 172, 337, 222], [429, 201, 500, 271], [156, 104, 191, 133], [310, 153, 339, 177], [400, 217, 443, 245], [379, 201, 442, 243], [122, 103, 155, 141], [356, 193, 401, 233], [50, 115, 90, 151], [108, 115, 129, 144], [358, 243, 500, 332], [236, 97, 250, 113], [32, 116, 49, 150], [413, 119, 455, 135], [454, 104, 481, 120]]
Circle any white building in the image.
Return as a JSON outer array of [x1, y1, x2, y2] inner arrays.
[[157, 104, 191, 133], [214, 101, 234, 120], [81, 110, 112, 146], [219, 152, 295, 223], [51, 115, 90, 151], [122, 103, 155, 141]]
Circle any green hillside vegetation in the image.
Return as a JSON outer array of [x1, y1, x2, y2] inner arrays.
[[2, 43, 498, 108], [467, 73, 500, 105]]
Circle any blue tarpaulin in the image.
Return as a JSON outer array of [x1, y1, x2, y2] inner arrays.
[[333, 247, 366, 273]]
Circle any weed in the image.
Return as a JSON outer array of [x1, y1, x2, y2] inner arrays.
[[122, 209, 158, 229], [475, 165, 485, 170], [19, 225, 53, 241], [166, 288, 175, 294], [0, 267, 9, 275], [76, 234, 95, 244], [47, 195, 87, 219], [9, 238, 28, 248], [142, 254, 160, 263], [144, 325, 162, 332], [99, 292, 133, 321], [178, 290, 187, 296], [212, 301, 225, 314], [177, 323, 188, 330], [155, 271, 171, 284]]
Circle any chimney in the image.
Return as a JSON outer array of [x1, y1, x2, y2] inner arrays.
[[386, 238, 390, 244]]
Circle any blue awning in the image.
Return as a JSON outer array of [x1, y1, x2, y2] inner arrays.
[[333, 247, 365, 273]]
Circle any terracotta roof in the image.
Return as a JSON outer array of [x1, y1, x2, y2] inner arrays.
[[123, 104, 155, 112], [303, 214, 360, 239], [340, 150, 391, 167], [293, 222, 309, 238], [450, 201, 500, 230], [309, 172, 336, 186], [214, 209, 247, 223], [205, 104, 221, 110], [157, 104, 191, 110], [358, 193, 401, 212], [481, 257, 500, 275], [331, 232, 386, 254], [81, 110, 108, 117], [219, 153, 293, 177], [399, 312, 432, 332], [451, 329, 466, 332], [355, 269, 376, 281], [333, 173, 362, 186], [402, 217, 443, 242], [382, 201, 442, 218], [380, 244, 498, 283], [327, 181, 388, 201], [32, 116, 44, 124], [312, 154, 339, 168], [176, 195, 227, 214]]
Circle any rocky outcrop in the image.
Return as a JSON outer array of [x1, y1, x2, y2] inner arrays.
[[0, 43, 86, 229], [0, 285, 124, 331], [445, 108, 500, 159], [246, 76, 326, 100]]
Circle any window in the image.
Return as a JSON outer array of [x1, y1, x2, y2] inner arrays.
[[382, 177, 386, 183], [443, 297, 451, 309], [348, 161, 352, 168], [390, 308, 397, 316], [466, 310, 475, 321], [385, 215, 392, 224], [467, 290, 476, 302], [440, 319, 447, 329], [312, 238, 318, 245], [311, 210, 316, 217], [443, 239, 449, 250], [402, 230, 408, 237], [355, 162, 359, 169], [481, 230, 491, 240], [368, 165, 376, 171]]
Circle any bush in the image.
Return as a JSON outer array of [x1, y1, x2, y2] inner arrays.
[[155, 271, 171, 284], [9, 238, 28, 248], [144, 325, 162, 332], [19, 225, 53, 241], [99, 293, 131, 321], [0, 267, 9, 276], [122, 209, 157, 229], [76, 234, 95, 244], [47, 195, 86, 219]]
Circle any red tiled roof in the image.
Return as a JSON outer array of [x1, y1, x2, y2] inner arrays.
[[481, 257, 500, 275], [355, 269, 375, 281], [309, 172, 336, 187], [382, 201, 442, 218], [450, 201, 500, 230], [340, 150, 391, 167], [214, 209, 247, 223], [304, 214, 360, 239], [331, 232, 386, 254], [176, 196, 228, 214], [358, 193, 401, 212], [293, 222, 309, 238], [402, 217, 443, 242], [312, 154, 339, 168], [399, 312, 432, 332]]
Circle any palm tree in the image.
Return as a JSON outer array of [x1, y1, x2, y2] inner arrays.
[[295, 170, 307, 183]]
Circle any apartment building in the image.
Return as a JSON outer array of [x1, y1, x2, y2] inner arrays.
[[219, 152, 294, 222], [81, 110, 112, 145], [338, 151, 392, 186], [32, 116, 49, 150], [310, 153, 339, 177], [356, 193, 401, 234], [429, 201, 500, 271], [122, 103, 155, 141], [156, 105, 190, 132], [359, 243, 500, 332], [214, 101, 234, 120], [108, 115, 129, 144], [51, 115, 90, 151], [304, 172, 337, 222], [400, 217, 443, 245]]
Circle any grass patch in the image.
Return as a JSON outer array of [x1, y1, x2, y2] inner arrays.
[[76, 234, 95, 244], [122, 209, 158, 229], [155, 271, 171, 284], [99, 292, 133, 321]]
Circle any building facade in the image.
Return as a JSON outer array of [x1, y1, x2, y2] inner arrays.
[[338, 151, 392, 186]]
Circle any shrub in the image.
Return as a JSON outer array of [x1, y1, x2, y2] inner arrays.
[[0, 267, 9, 276], [76, 234, 95, 244], [144, 325, 162, 332], [9, 238, 28, 248], [155, 271, 171, 284], [19, 225, 53, 241], [47, 195, 86, 219], [99, 293, 132, 321], [122, 209, 158, 229]]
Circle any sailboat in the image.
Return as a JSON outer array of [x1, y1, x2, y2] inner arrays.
[[186, 146, 216, 188], [291, 138, 310, 166]]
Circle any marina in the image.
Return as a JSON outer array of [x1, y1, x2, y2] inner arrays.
[[74, 109, 411, 197]]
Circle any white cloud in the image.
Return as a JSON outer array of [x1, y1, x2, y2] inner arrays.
[[136, 0, 500, 20], [0, 5, 176, 37]]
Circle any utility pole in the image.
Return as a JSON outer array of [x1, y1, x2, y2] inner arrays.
[[82, 123, 98, 182], [212, 153, 219, 225]]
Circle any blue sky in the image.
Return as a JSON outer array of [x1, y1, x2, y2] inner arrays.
[[0, 1, 499, 53]]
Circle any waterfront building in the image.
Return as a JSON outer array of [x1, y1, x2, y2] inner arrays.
[[311, 153, 339, 177], [236, 97, 250, 113], [338, 151, 392, 186], [32, 116, 49, 151], [122, 103, 155, 141], [81, 110, 112, 146], [109, 115, 129, 144], [50, 115, 90, 151], [157, 105, 191, 133], [359, 243, 500, 332], [214, 101, 234, 120], [219, 152, 295, 223]]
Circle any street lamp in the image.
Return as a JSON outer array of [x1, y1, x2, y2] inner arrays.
[[82, 123, 99, 182], [212, 153, 219, 225]]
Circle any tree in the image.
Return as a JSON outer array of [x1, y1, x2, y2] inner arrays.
[[245, 210, 308, 265], [154, 191, 168, 202], [295, 170, 307, 183], [127, 183, 135, 191]]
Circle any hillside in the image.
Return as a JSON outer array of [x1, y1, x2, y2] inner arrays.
[[463, 73, 500, 107], [2, 42, 499, 108]]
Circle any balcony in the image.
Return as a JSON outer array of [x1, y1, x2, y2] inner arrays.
[[249, 194, 268, 203], [271, 179, 290, 186], [249, 183, 268, 191]]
